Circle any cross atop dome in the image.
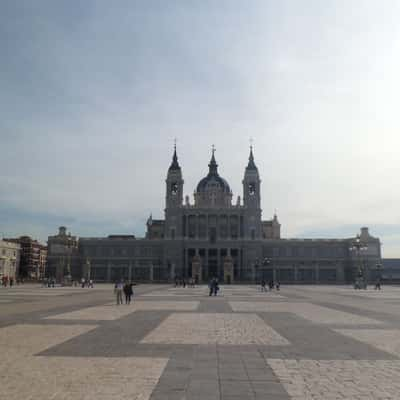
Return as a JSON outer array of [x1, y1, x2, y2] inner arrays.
[[208, 144, 218, 175]]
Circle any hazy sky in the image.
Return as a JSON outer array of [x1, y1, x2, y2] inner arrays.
[[1, 1, 400, 256]]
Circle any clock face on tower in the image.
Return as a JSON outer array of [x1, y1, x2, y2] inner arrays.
[[249, 182, 256, 195], [171, 182, 178, 195]]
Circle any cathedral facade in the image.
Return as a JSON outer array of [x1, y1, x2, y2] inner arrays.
[[47, 147, 382, 284]]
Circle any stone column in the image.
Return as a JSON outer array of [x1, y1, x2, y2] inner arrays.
[[205, 249, 209, 280], [217, 249, 221, 280], [223, 255, 234, 284], [107, 261, 112, 282], [337, 262, 345, 283], [192, 254, 202, 284], [149, 263, 154, 281], [184, 248, 188, 278], [128, 260, 132, 281], [134, 260, 139, 281], [168, 260, 174, 280]]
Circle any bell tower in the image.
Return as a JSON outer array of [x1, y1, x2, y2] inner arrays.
[[243, 146, 262, 239], [165, 144, 183, 238]]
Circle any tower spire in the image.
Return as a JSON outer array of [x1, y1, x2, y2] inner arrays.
[[246, 144, 257, 171], [168, 140, 180, 171]]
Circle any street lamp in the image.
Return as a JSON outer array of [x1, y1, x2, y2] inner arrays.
[[349, 235, 368, 289]]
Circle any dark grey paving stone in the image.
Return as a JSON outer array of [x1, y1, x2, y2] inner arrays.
[[252, 381, 289, 396], [220, 395, 255, 400], [313, 300, 400, 326], [256, 312, 399, 360], [39, 310, 171, 357], [187, 379, 219, 395], [220, 380, 254, 396]]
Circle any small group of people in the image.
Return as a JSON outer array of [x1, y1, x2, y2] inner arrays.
[[80, 278, 94, 288], [208, 277, 220, 296], [1, 276, 14, 287], [114, 280, 135, 305], [260, 279, 280, 292], [174, 277, 196, 288], [43, 278, 56, 287]]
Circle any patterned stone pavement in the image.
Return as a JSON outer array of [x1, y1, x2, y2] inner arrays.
[[2, 283, 400, 399]]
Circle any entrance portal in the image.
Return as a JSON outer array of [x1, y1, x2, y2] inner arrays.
[[223, 255, 234, 284], [208, 260, 218, 279]]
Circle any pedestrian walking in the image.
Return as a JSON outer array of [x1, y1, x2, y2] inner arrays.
[[209, 278, 215, 296], [268, 279, 274, 291], [261, 279, 266, 292], [114, 280, 124, 305], [123, 281, 133, 304], [214, 279, 219, 296]]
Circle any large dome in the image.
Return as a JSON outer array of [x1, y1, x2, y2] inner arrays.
[[196, 174, 231, 194], [196, 149, 231, 193], [194, 149, 232, 207]]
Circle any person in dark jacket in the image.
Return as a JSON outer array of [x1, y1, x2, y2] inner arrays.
[[123, 281, 134, 304]]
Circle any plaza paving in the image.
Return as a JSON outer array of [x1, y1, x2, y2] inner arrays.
[[2, 284, 400, 399]]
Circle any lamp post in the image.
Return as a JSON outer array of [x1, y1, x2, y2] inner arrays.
[[349, 235, 368, 289]]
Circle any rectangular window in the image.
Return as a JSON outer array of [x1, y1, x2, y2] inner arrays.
[[209, 227, 216, 243]]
